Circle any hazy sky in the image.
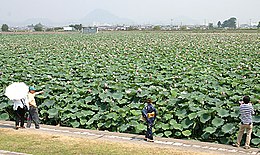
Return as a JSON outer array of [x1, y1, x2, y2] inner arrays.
[[0, 0, 259, 25]]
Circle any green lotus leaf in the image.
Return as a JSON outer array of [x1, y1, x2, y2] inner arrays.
[[70, 120, 80, 128], [201, 132, 210, 140], [169, 119, 182, 130], [0, 113, 9, 120], [42, 99, 55, 108], [136, 123, 146, 131], [129, 120, 139, 127], [130, 110, 141, 116], [170, 89, 178, 98], [82, 110, 95, 116], [0, 102, 8, 109], [164, 131, 172, 137], [161, 123, 170, 130], [200, 113, 211, 123], [217, 108, 229, 117], [221, 123, 235, 134], [204, 127, 216, 134], [253, 129, 260, 137], [188, 113, 198, 120], [70, 107, 78, 113], [80, 118, 88, 125], [181, 118, 193, 129], [112, 92, 123, 100], [212, 117, 224, 127], [164, 114, 173, 120], [182, 130, 192, 137], [219, 137, 229, 144], [251, 138, 260, 145], [85, 96, 93, 103], [175, 131, 182, 137], [155, 133, 164, 137], [48, 108, 58, 118], [170, 119, 177, 126], [119, 124, 129, 132], [106, 112, 118, 120], [252, 116, 260, 123]]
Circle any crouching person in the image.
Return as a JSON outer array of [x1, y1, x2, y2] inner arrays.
[[27, 86, 43, 129], [142, 98, 157, 142]]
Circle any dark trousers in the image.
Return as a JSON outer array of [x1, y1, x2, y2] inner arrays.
[[15, 106, 26, 127], [27, 106, 40, 129], [146, 118, 155, 140]]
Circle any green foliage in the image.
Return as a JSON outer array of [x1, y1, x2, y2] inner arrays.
[[222, 17, 237, 29], [0, 32, 259, 147], [34, 23, 43, 31], [153, 26, 161, 31], [69, 24, 82, 31], [1, 24, 9, 32]]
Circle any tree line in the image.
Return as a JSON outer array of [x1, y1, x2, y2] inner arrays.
[[1, 19, 260, 32]]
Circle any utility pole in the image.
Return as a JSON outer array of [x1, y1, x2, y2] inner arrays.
[[171, 19, 173, 30]]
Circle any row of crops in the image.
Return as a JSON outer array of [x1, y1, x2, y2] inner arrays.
[[0, 32, 259, 146]]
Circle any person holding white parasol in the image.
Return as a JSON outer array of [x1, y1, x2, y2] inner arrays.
[[5, 82, 29, 129]]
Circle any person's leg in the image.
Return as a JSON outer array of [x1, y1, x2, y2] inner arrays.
[[147, 120, 154, 141], [145, 123, 149, 140], [14, 110, 20, 129], [26, 107, 33, 128], [20, 108, 26, 128], [236, 124, 246, 146], [245, 124, 253, 148], [31, 107, 40, 129]]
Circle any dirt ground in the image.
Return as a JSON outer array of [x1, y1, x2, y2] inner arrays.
[[0, 121, 259, 155]]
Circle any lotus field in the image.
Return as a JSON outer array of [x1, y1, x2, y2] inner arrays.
[[0, 32, 259, 146]]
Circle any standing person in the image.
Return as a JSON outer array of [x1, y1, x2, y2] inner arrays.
[[26, 86, 43, 129], [12, 98, 29, 130], [142, 98, 158, 142], [233, 96, 255, 149]]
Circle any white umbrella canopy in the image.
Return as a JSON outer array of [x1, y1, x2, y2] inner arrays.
[[5, 82, 29, 100]]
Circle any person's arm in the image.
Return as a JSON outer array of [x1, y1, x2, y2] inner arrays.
[[142, 107, 148, 120], [154, 108, 158, 119], [251, 105, 255, 115], [35, 91, 44, 95]]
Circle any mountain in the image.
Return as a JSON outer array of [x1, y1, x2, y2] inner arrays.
[[23, 18, 55, 26], [80, 9, 134, 25]]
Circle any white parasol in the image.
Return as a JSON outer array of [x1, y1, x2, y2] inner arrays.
[[5, 82, 29, 100]]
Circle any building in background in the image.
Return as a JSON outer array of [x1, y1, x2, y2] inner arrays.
[[82, 27, 98, 34]]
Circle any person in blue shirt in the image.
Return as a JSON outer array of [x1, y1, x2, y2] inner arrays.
[[142, 98, 158, 142]]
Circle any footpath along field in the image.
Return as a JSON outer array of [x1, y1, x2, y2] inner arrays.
[[0, 32, 259, 147]]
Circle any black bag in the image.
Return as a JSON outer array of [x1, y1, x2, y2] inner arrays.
[[20, 99, 28, 111]]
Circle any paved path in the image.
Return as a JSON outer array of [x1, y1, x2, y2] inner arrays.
[[0, 121, 259, 155]]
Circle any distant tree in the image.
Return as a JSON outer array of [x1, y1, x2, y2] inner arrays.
[[34, 23, 43, 31], [208, 23, 214, 29], [217, 21, 222, 28], [127, 26, 139, 31], [46, 28, 54, 32], [153, 25, 161, 31], [1, 24, 9, 32], [257, 22, 260, 29], [69, 24, 82, 31], [54, 27, 63, 31], [222, 17, 237, 29], [180, 26, 187, 31]]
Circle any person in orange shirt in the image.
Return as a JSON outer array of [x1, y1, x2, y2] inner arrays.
[[26, 86, 43, 129]]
